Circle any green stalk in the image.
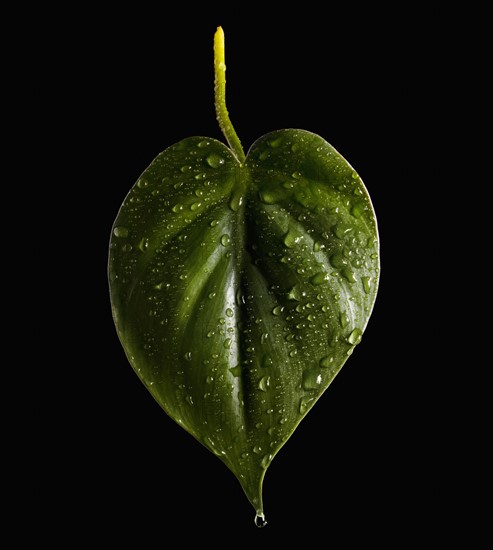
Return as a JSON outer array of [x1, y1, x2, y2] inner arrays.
[[214, 27, 246, 163]]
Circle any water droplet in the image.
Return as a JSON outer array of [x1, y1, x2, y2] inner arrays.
[[289, 349, 297, 357], [137, 178, 148, 188], [180, 165, 192, 173], [259, 150, 270, 161], [259, 190, 277, 204], [206, 375, 214, 384], [186, 395, 194, 406], [223, 338, 232, 349], [254, 513, 268, 528], [362, 276, 372, 294], [302, 368, 322, 390], [259, 375, 270, 392], [229, 365, 241, 377], [329, 253, 348, 269], [229, 193, 243, 212], [283, 229, 301, 248], [340, 312, 349, 328], [261, 454, 272, 468], [287, 285, 302, 301], [313, 241, 324, 252], [113, 226, 129, 238], [220, 234, 230, 247], [310, 271, 328, 285], [253, 445, 262, 454], [210, 219, 219, 227], [184, 351, 192, 361], [262, 354, 273, 368], [138, 238, 149, 252], [351, 201, 366, 218], [341, 267, 357, 283], [236, 289, 246, 307], [190, 202, 202, 211], [268, 136, 283, 148], [333, 222, 353, 239], [206, 153, 225, 168], [348, 328, 362, 345], [320, 355, 334, 368], [172, 204, 182, 213], [272, 305, 284, 316], [197, 139, 210, 148], [122, 243, 133, 252], [291, 171, 302, 179], [223, 308, 233, 318], [174, 181, 183, 190], [299, 395, 315, 415]]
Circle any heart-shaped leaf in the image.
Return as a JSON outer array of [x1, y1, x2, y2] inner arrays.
[[108, 27, 379, 527]]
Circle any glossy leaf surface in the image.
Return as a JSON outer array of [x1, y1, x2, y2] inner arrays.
[[109, 128, 379, 520]]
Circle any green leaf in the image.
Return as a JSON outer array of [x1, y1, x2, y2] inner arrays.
[[109, 26, 379, 527], [108, 129, 379, 524]]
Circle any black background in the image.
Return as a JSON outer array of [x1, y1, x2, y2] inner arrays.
[[21, 6, 465, 545]]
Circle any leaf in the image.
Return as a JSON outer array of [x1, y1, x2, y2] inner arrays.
[[108, 129, 379, 523], [109, 26, 380, 527]]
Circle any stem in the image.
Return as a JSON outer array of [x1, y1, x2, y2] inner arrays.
[[214, 26, 246, 163]]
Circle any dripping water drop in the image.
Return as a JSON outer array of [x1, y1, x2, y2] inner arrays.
[[254, 512, 267, 528]]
